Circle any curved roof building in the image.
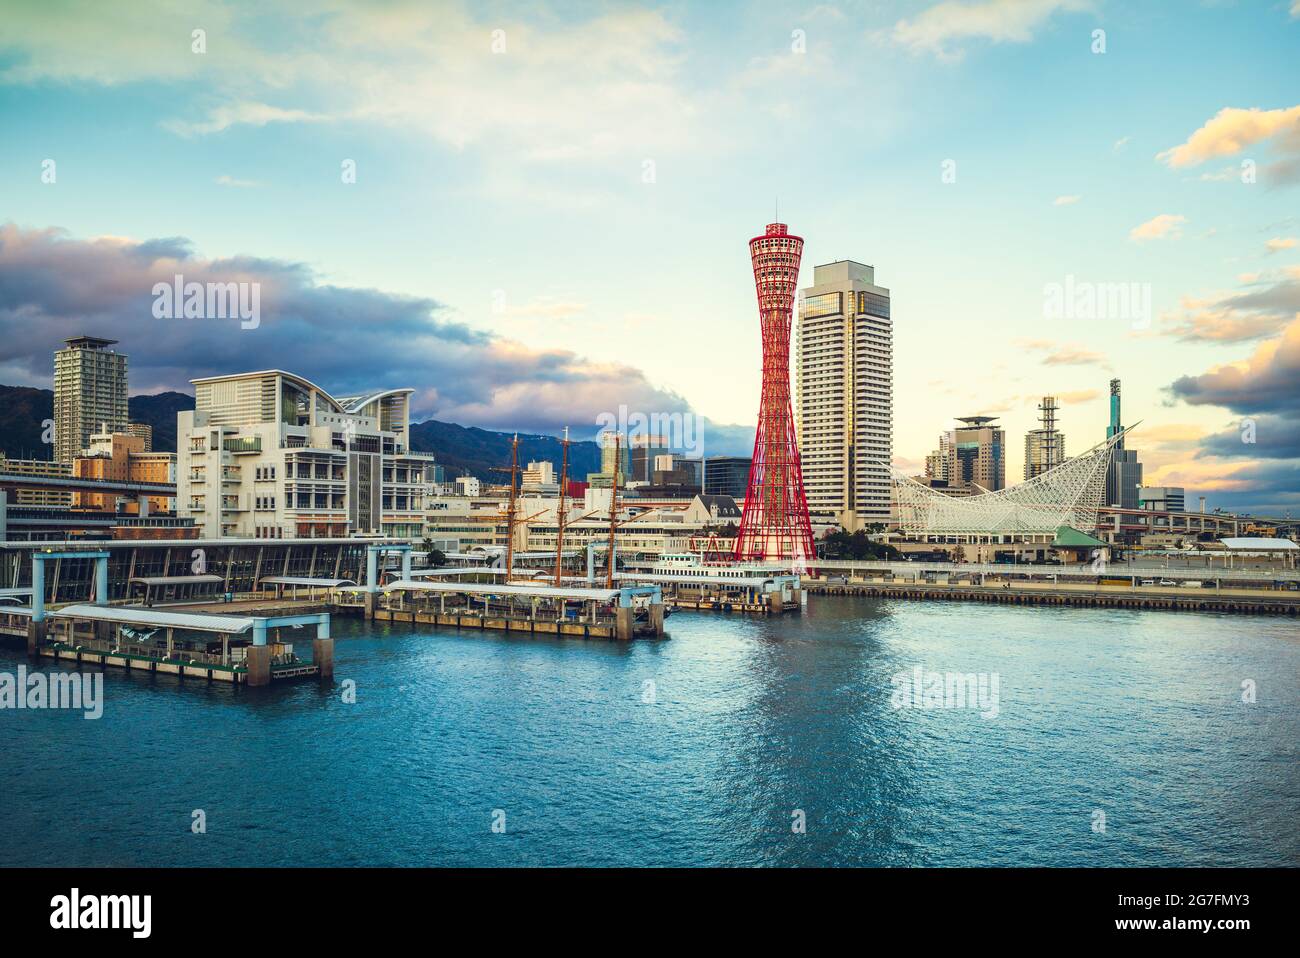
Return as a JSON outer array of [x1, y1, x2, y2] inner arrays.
[[892, 428, 1133, 536]]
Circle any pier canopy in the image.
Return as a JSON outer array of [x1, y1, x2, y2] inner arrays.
[[891, 428, 1129, 536], [384, 580, 625, 602], [50, 604, 261, 634], [260, 576, 358, 587], [48, 604, 330, 645]]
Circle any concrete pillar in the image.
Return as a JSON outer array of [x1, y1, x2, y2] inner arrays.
[[26, 619, 45, 656], [649, 600, 664, 636], [401, 549, 411, 581], [366, 548, 378, 591], [313, 634, 334, 682], [767, 590, 784, 614], [615, 605, 634, 641], [137, 495, 150, 518], [364, 590, 377, 619], [245, 644, 271, 686], [253, 619, 268, 646], [31, 557, 45, 624]]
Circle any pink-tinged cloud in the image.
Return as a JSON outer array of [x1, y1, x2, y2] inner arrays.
[[0, 222, 708, 440], [1130, 213, 1186, 242]]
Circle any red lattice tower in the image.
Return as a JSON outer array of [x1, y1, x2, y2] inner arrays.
[[734, 222, 815, 564]]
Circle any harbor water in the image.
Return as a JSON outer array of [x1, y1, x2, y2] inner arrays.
[[1, 596, 1296, 867]]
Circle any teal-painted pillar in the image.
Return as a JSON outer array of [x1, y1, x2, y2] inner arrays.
[[94, 556, 109, 606]]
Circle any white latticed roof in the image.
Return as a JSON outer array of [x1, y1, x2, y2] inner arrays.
[[891, 428, 1131, 535]]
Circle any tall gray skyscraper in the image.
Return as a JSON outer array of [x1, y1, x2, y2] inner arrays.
[[796, 260, 892, 530]]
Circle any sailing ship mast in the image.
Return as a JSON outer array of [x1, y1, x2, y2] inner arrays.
[[503, 434, 519, 583], [605, 433, 621, 589], [552, 427, 570, 587]]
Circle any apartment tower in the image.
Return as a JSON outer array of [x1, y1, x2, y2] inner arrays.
[[53, 336, 128, 463]]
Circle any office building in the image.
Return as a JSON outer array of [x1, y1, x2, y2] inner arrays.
[[454, 476, 482, 497], [926, 416, 1005, 494], [703, 456, 751, 501], [176, 370, 437, 539], [796, 259, 892, 530], [521, 460, 559, 494], [0, 457, 72, 507], [125, 422, 154, 451], [1139, 486, 1185, 512], [73, 428, 175, 514], [629, 434, 670, 484], [53, 336, 129, 463]]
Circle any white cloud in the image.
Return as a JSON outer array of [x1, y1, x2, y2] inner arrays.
[[890, 0, 1091, 58], [2, 2, 701, 170], [165, 102, 326, 137], [1053, 194, 1081, 206], [1130, 214, 1187, 242], [1265, 237, 1298, 253]]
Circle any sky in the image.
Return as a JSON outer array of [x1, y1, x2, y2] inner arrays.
[[0, 0, 1298, 514]]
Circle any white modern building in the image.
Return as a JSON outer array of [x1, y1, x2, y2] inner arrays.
[[796, 260, 893, 530], [1138, 486, 1185, 512], [176, 370, 437, 539]]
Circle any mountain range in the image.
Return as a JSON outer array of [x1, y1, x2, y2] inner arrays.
[[0, 384, 600, 481]]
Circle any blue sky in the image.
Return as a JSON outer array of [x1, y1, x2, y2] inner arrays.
[[1, 0, 1298, 512]]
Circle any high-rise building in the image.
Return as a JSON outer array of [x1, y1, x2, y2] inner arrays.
[[53, 336, 128, 463], [796, 259, 892, 531], [735, 222, 815, 562], [629, 434, 670, 484], [926, 416, 1005, 493], [1024, 396, 1066, 480], [924, 433, 951, 483], [1104, 379, 1143, 509]]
